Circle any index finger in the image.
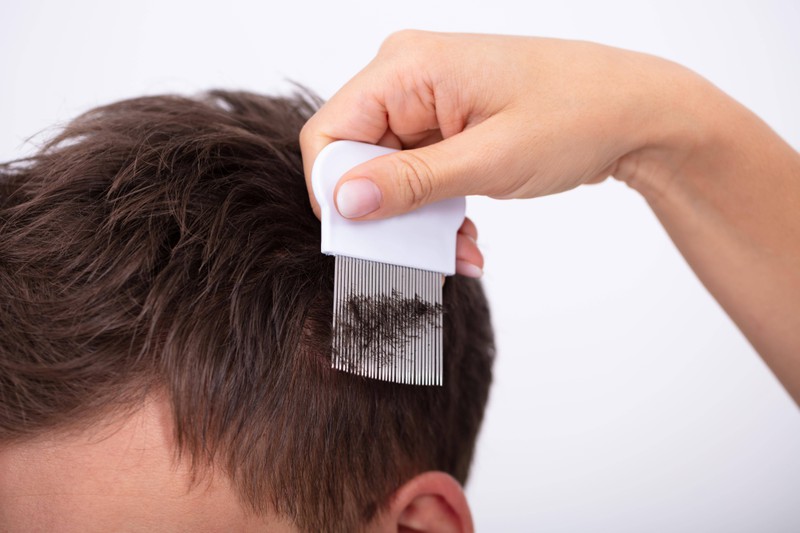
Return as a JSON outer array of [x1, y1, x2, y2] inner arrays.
[[299, 67, 391, 218]]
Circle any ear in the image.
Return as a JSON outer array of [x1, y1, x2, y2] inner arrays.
[[384, 471, 474, 533]]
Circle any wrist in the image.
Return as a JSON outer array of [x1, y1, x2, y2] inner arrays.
[[614, 58, 727, 207]]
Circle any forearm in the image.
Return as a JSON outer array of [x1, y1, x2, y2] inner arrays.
[[619, 65, 800, 404]]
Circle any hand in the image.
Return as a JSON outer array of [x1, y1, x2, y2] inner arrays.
[[300, 31, 686, 277]]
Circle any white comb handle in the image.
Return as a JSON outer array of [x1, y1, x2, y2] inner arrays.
[[311, 140, 466, 275]]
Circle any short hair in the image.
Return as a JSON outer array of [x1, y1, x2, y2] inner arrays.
[[0, 90, 494, 532]]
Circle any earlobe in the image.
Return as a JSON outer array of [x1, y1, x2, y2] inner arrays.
[[390, 471, 474, 533]]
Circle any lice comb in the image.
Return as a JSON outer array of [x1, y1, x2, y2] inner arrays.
[[312, 141, 465, 385]]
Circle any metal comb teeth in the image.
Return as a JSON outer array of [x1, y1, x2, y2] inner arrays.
[[332, 255, 443, 386]]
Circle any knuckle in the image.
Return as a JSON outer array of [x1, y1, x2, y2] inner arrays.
[[380, 29, 429, 55], [298, 119, 315, 145], [381, 29, 414, 48], [393, 152, 435, 209]]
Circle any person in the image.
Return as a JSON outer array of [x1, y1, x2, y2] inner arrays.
[[0, 91, 494, 532], [300, 30, 800, 404]]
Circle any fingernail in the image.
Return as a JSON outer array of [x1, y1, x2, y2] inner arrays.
[[456, 260, 483, 278], [336, 178, 382, 218]]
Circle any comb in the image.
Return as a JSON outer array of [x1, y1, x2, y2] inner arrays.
[[311, 141, 465, 385]]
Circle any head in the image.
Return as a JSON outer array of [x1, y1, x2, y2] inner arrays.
[[0, 90, 494, 532]]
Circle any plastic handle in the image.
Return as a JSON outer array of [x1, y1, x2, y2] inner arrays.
[[311, 140, 465, 275]]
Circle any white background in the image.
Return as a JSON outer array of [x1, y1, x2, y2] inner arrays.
[[2, 1, 799, 531]]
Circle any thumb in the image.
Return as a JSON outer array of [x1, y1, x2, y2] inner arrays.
[[333, 122, 504, 220]]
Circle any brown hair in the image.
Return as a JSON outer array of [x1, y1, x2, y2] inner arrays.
[[0, 90, 494, 532]]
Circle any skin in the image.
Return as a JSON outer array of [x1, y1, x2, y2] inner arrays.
[[300, 30, 800, 404], [0, 395, 472, 532], [0, 397, 282, 532]]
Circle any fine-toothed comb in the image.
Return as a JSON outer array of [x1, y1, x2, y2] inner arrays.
[[311, 140, 465, 385]]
